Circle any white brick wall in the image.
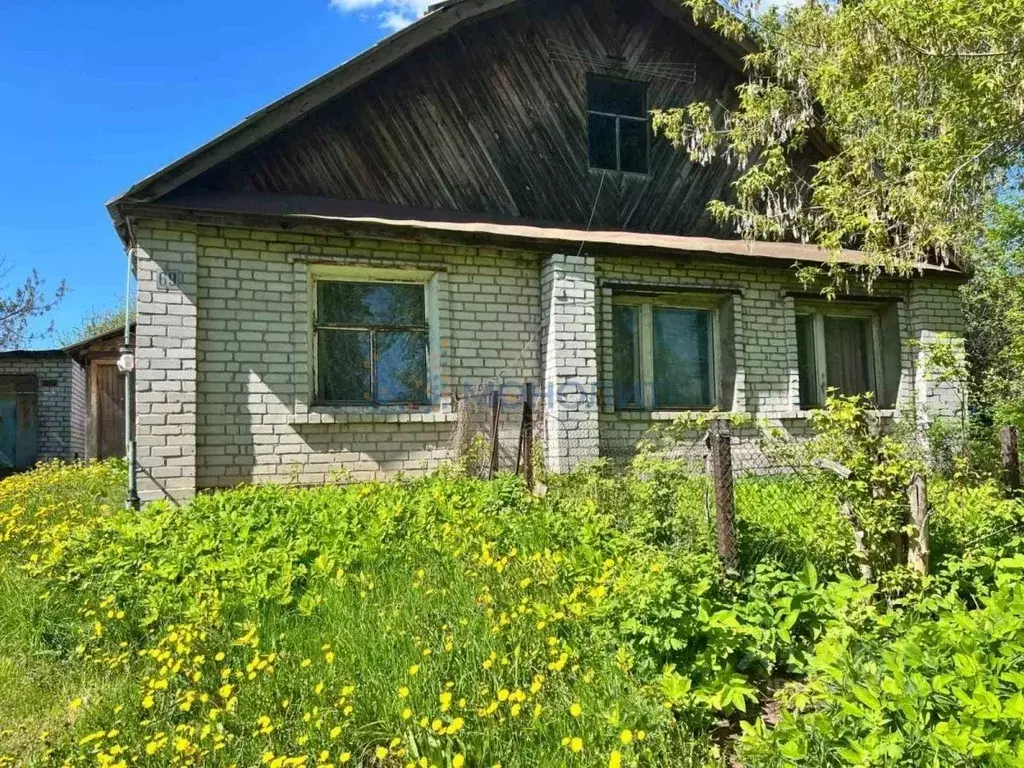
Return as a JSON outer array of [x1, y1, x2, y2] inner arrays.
[[0, 354, 85, 462], [594, 255, 963, 463], [131, 219, 966, 499], [189, 226, 541, 492], [541, 253, 600, 472], [134, 221, 199, 504]]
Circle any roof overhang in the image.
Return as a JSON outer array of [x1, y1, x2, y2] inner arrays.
[[105, 0, 756, 245], [118, 195, 964, 278]]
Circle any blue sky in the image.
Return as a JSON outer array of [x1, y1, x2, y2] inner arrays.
[[2, 0, 424, 348]]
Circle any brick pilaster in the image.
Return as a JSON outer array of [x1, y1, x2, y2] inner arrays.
[[134, 221, 198, 504], [540, 253, 599, 473]]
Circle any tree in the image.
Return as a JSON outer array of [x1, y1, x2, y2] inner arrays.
[[58, 299, 134, 347], [656, 0, 1024, 279], [0, 258, 67, 351]]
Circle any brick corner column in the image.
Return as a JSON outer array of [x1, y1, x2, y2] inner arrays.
[[540, 253, 599, 473], [134, 221, 199, 505], [908, 280, 967, 423]]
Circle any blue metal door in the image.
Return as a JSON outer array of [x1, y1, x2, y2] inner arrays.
[[0, 398, 16, 469], [0, 375, 37, 472]]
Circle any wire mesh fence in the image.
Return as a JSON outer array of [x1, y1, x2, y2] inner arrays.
[[449, 384, 540, 480]]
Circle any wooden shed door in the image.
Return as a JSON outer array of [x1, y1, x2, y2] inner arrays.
[[92, 363, 125, 460], [0, 376, 38, 472]]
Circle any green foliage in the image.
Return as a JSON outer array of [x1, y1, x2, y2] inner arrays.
[[802, 394, 927, 577], [57, 299, 132, 347], [656, 0, 1024, 277], [3, 456, 1024, 766], [738, 560, 1024, 766]]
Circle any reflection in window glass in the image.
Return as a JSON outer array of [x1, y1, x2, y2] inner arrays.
[[375, 331, 429, 404], [315, 280, 430, 405], [612, 305, 641, 408], [652, 308, 713, 408], [318, 330, 372, 403], [795, 314, 820, 408], [317, 282, 425, 327]]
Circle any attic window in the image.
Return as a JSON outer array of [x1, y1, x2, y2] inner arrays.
[[587, 75, 649, 175]]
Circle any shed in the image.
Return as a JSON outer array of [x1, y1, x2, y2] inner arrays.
[[0, 350, 85, 472], [67, 325, 135, 461]]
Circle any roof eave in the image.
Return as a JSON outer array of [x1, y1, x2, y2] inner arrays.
[[106, 0, 519, 222]]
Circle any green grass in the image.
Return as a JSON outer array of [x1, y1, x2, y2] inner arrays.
[[6, 458, 1000, 767]]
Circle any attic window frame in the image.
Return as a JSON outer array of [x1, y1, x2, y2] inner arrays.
[[586, 74, 651, 176]]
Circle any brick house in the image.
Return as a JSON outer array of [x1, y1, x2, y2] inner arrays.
[[106, 0, 966, 504]]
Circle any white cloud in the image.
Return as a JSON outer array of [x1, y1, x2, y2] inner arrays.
[[328, 0, 432, 31]]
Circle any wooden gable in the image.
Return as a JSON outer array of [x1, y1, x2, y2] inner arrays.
[[161, 0, 756, 237]]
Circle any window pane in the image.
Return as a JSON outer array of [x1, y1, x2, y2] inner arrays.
[[613, 305, 641, 408], [318, 330, 371, 403], [619, 118, 649, 174], [795, 315, 820, 408], [375, 331, 429, 404], [588, 75, 646, 118], [317, 282, 426, 327], [588, 113, 617, 171], [652, 308, 713, 408], [824, 316, 874, 399]]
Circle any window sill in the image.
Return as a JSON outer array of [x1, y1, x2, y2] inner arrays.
[[612, 410, 745, 422], [780, 408, 899, 420], [290, 407, 458, 425]]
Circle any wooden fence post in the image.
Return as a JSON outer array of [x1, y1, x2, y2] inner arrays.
[[814, 459, 874, 583], [708, 420, 739, 574], [488, 390, 501, 480], [1001, 426, 1021, 495], [907, 474, 930, 576]]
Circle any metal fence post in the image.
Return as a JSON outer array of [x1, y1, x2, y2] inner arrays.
[[488, 391, 501, 480], [1001, 426, 1021, 495], [708, 420, 739, 574]]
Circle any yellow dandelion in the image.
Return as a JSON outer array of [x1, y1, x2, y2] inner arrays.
[[453, 756, 465, 768], [339, 754, 351, 764], [440, 692, 452, 712], [619, 730, 633, 746], [609, 751, 622, 768], [375, 746, 389, 760], [408, 664, 420, 676], [570, 737, 584, 753], [398, 686, 410, 699], [569, 703, 583, 718], [325, 652, 336, 665], [402, 707, 413, 720], [301, 659, 312, 668]]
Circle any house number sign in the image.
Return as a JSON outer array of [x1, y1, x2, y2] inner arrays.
[[158, 270, 182, 291]]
